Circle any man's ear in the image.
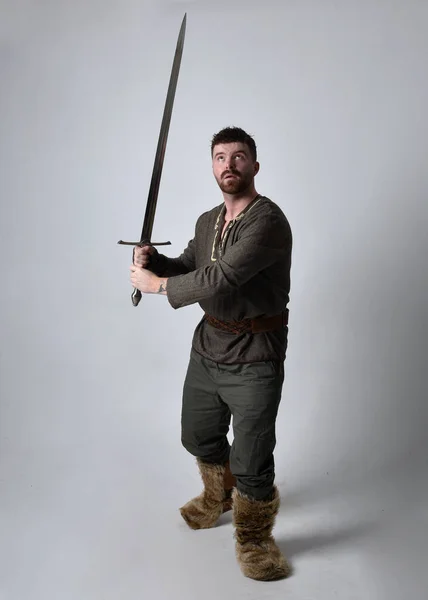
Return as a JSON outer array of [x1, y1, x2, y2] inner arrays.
[[254, 161, 260, 175]]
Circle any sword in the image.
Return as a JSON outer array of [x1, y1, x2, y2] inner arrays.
[[118, 13, 187, 306]]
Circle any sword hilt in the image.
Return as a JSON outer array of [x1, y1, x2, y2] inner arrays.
[[117, 239, 171, 307]]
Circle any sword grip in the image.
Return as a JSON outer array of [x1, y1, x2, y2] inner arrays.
[[121, 239, 171, 306], [130, 244, 146, 307]]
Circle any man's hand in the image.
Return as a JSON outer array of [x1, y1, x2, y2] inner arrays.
[[130, 265, 168, 295], [133, 244, 156, 268]]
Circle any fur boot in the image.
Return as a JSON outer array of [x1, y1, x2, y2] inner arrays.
[[232, 486, 291, 581], [180, 458, 236, 530]]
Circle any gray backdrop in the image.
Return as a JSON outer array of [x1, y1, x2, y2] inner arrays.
[[1, 1, 427, 599]]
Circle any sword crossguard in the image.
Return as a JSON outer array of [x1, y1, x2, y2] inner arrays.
[[117, 240, 171, 246]]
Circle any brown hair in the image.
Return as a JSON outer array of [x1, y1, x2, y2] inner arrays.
[[210, 126, 257, 161]]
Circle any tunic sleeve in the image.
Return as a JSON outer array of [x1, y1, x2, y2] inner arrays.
[[147, 237, 196, 277]]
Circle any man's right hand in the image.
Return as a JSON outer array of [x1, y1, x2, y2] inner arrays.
[[133, 244, 156, 268]]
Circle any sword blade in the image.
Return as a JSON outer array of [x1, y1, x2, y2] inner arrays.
[[140, 13, 186, 242]]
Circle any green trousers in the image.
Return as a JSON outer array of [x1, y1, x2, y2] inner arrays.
[[181, 348, 285, 501]]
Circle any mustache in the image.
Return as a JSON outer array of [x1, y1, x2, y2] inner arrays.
[[222, 170, 240, 179]]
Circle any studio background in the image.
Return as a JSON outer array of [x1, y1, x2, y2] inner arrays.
[[1, 1, 427, 599]]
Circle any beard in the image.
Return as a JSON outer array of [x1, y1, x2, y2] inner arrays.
[[216, 170, 253, 195]]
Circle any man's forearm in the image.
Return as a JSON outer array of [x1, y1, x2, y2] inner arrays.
[[147, 250, 195, 277], [155, 277, 168, 295]]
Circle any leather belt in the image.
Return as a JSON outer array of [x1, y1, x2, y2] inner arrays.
[[204, 309, 288, 335]]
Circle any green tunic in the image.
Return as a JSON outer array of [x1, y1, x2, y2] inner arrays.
[[149, 194, 292, 364]]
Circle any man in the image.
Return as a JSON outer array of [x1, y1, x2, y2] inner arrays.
[[130, 126, 292, 581]]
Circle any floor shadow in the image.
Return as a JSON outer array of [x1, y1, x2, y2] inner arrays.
[[278, 456, 428, 516], [277, 519, 377, 561]]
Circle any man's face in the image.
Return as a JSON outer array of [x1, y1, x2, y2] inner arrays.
[[212, 142, 259, 194]]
